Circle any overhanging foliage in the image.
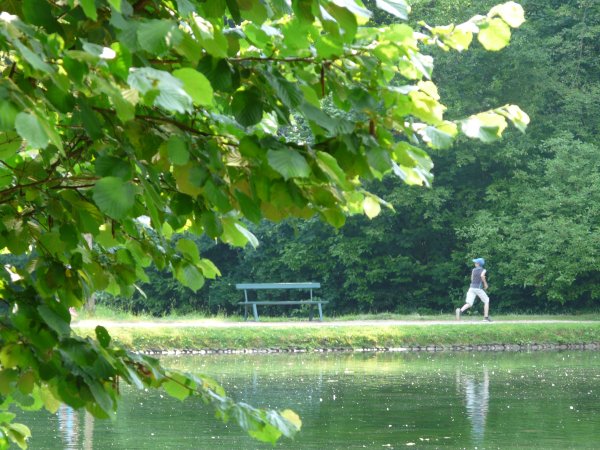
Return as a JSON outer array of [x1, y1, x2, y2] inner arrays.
[[0, 0, 526, 447]]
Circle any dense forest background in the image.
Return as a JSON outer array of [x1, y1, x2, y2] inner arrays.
[[100, 0, 600, 316]]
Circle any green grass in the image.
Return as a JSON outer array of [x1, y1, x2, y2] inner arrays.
[[75, 321, 600, 352], [77, 306, 600, 323], [74, 307, 600, 351], [76, 305, 236, 321]]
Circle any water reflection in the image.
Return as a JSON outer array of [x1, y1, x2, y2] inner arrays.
[[458, 367, 490, 446], [57, 405, 94, 450], [21, 351, 600, 449]]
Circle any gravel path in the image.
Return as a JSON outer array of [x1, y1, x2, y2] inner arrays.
[[72, 319, 600, 329]]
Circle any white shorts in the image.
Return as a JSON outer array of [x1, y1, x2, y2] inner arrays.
[[465, 288, 489, 306]]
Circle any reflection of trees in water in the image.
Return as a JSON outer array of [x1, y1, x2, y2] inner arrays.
[[57, 405, 94, 450], [458, 368, 490, 446]]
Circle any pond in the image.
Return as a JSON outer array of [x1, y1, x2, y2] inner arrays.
[[23, 350, 600, 449]]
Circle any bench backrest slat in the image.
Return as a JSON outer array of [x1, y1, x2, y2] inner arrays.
[[236, 282, 320, 290]]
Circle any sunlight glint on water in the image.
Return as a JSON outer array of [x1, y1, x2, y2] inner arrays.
[[23, 350, 600, 449]]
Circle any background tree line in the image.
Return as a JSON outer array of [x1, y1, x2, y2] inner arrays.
[[97, 0, 600, 316]]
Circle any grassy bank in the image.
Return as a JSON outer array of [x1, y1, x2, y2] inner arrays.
[[75, 322, 600, 352], [79, 306, 600, 323]]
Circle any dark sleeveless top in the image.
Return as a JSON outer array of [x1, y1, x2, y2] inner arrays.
[[470, 268, 485, 289]]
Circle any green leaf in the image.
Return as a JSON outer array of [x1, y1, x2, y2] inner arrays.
[[235, 190, 262, 224], [375, 0, 410, 20], [321, 208, 346, 228], [80, 0, 98, 21], [14, 113, 50, 149], [13, 40, 53, 73], [46, 84, 75, 113], [6, 423, 31, 450], [176, 0, 196, 15], [420, 123, 457, 149], [167, 136, 190, 166], [221, 218, 259, 248], [0, 102, 18, 131], [316, 152, 351, 189], [497, 104, 530, 133], [126, 240, 153, 267], [198, 259, 221, 279], [87, 380, 115, 416], [315, 36, 344, 58], [300, 103, 354, 135], [95, 326, 111, 348], [225, 0, 242, 23], [231, 89, 263, 127], [172, 68, 214, 106], [444, 25, 473, 51], [391, 161, 432, 186], [279, 409, 302, 435], [478, 18, 511, 51], [366, 147, 392, 177], [327, 4, 358, 42], [0, 132, 21, 160], [138, 20, 181, 55], [82, 41, 117, 60], [489, 1, 525, 28], [330, 0, 372, 19], [191, 16, 228, 58], [363, 196, 381, 219], [92, 176, 136, 219], [37, 305, 70, 337], [175, 32, 203, 64], [201, 211, 222, 238], [163, 378, 190, 401], [175, 262, 205, 292], [173, 163, 206, 197], [108, 0, 122, 12], [22, 0, 57, 32], [393, 142, 418, 167], [163, 372, 194, 401], [409, 91, 445, 124], [267, 149, 311, 180], [128, 68, 192, 113], [176, 238, 201, 264], [242, 22, 270, 49], [461, 112, 508, 142], [265, 72, 303, 109], [204, 180, 232, 212], [40, 387, 60, 414], [0, 411, 16, 423], [108, 42, 132, 81], [95, 154, 132, 179]]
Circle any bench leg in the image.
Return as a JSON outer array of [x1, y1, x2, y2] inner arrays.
[[318, 303, 323, 321], [252, 303, 259, 321], [244, 303, 248, 321], [309, 305, 314, 322]]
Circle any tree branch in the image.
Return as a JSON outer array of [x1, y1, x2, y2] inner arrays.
[[228, 56, 317, 63], [8, 62, 16, 79]]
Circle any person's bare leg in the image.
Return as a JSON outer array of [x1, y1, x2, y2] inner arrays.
[[457, 303, 470, 320]]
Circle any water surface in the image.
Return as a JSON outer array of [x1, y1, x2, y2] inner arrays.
[[24, 350, 600, 449]]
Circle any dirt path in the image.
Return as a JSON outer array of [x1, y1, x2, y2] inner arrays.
[[72, 319, 600, 329]]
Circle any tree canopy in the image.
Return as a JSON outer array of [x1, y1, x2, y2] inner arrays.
[[132, 0, 600, 319], [0, 0, 526, 447]]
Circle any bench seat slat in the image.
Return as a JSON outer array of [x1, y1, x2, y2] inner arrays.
[[236, 282, 320, 290]]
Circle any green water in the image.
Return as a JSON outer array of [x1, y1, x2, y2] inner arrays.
[[24, 350, 600, 449]]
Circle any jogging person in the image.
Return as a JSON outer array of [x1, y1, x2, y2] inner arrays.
[[456, 258, 492, 322]]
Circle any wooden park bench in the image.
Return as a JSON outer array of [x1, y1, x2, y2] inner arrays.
[[236, 282, 328, 321]]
